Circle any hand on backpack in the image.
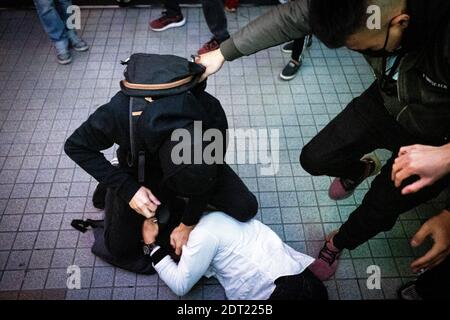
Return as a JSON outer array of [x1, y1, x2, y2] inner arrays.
[[129, 186, 161, 219], [196, 49, 225, 82]]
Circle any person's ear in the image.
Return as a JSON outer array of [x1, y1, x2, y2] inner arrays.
[[392, 14, 410, 30]]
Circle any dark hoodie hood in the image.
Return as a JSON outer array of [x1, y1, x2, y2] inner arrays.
[[402, 0, 450, 51]]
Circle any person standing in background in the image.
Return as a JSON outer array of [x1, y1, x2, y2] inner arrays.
[[33, 0, 89, 64], [279, 35, 313, 81], [149, 0, 230, 55]]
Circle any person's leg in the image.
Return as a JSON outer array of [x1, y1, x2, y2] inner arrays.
[[207, 164, 258, 222], [334, 160, 450, 250], [414, 256, 450, 299], [269, 269, 328, 300], [164, 0, 183, 17], [280, 37, 306, 81], [291, 37, 305, 62], [201, 0, 230, 43], [33, 0, 69, 57], [149, 0, 185, 32], [54, 0, 88, 50], [300, 83, 397, 181]]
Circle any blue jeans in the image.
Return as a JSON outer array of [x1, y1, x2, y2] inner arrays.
[[33, 0, 80, 54]]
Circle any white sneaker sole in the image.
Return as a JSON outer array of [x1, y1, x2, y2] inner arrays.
[[279, 72, 297, 81], [150, 17, 186, 32]]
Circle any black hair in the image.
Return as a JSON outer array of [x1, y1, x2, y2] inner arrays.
[[309, 0, 370, 48]]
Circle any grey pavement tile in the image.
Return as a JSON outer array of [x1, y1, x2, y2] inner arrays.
[[66, 288, 89, 300], [34, 231, 58, 249], [135, 286, 158, 300], [22, 269, 48, 290], [5, 250, 31, 270], [0, 215, 22, 232], [112, 287, 136, 300], [25, 198, 47, 214], [18, 214, 42, 231], [91, 267, 115, 288], [336, 279, 362, 300], [45, 268, 68, 289], [0, 270, 25, 291], [51, 249, 75, 268], [29, 249, 54, 269], [56, 230, 79, 248], [89, 287, 112, 300], [4, 199, 27, 215]]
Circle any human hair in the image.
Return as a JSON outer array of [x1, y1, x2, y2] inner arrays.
[[309, 0, 370, 48]]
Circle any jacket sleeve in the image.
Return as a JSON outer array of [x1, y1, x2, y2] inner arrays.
[[220, 0, 311, 61], [181, 194, 210, 227], [64, 102, 141, 204], [151, 228, 218, 296]]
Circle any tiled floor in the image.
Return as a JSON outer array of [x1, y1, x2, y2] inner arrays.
[[0, 6, 448, 300]]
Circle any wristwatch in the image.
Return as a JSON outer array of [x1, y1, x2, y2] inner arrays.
[[143, 242, 157, 256]]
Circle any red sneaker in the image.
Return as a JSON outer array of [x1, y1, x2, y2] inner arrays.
[[197, 38, 221, 55], [149, 12, 186, 32], [309, 231, 341, 281], [328, 154, 381, 201], [225, 0, 239, 12]]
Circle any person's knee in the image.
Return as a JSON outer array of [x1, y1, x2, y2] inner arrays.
[[300, 142, 325, 176]]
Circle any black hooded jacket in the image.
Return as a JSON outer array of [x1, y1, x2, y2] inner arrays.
[[64, 84, 228, 226]]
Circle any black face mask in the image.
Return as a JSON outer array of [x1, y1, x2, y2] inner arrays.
[[355, 19, 402, 58]]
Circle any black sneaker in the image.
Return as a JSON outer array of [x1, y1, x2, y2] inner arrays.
[[281, 41, 294, 53], [398, 282, 422, 300], [71, 39, 89, 52], [280, 59, 302, 81], [57, 51, 72, 65]]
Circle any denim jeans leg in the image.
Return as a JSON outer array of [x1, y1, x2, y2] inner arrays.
[[201, 0, 230, 42], [54, 0, 81, 44], [33, 0, 69, 53]]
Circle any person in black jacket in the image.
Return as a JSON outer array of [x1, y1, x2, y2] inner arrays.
[[64, 83, 258, 261]]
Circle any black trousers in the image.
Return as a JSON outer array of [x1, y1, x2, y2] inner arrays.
[[300, 82, 450, 250], [415, 256, 450, 300], [291, 37, 306, 62], [269, 269, 328, 300], [104, 164, 258, 259], [164, 0, 229, 42]]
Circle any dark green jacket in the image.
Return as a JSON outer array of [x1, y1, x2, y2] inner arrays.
[[221, 0, 450, 142]]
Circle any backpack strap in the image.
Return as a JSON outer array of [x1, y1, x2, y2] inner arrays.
[[127, 97, 150, 183]]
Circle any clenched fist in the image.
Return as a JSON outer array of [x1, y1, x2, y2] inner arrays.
[[129, 186, 161, 219]]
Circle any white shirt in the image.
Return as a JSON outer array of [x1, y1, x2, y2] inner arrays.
[[152, 211, 315, 300]]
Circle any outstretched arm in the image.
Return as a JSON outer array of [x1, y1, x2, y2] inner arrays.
[[151, 229, 218, 297]]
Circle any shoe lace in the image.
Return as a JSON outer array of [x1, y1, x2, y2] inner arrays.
[[318, 242, 339, 266]]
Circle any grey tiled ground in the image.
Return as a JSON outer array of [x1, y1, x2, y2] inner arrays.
[[0, 6, 448, 300]]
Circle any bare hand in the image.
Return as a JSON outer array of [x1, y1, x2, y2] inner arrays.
[[170, 223, 195, 256], [391, 144, 450, 195], [129, 186, 161, 219], [410, 210, 450, 273], [142, 218, 159, 244], [196, 49, 225, 82]]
